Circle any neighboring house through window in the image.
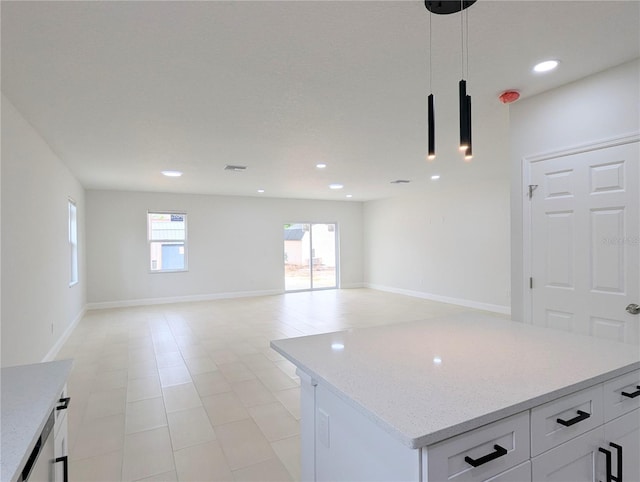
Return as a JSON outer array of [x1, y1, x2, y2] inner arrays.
[[148, 212, 187, 272]]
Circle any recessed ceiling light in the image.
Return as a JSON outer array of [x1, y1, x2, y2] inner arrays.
[[431, 175, 440, 180], [257, 189, 265, 193], [533, 60, 559, 73], [346, 194, 353, 198], [161, 170, 183, 177], [316, 163, 327, 169], [329, 183, 344, 190]]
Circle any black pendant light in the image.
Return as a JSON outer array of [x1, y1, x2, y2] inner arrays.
[[424, 0, 476, 161], [427, 9, 435, 160], [465, 94, 472, 160], [459, 79, 469, 152], [460, 1, 473, 159]]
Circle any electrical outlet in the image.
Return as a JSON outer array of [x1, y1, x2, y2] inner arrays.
[[318, 409, 330, 448]]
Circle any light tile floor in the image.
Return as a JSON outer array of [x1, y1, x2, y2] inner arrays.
[[56, 288, 480, 481]]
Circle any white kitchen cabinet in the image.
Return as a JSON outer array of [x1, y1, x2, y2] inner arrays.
[[532, 427, 604, 481], [53, 419, 68, 482], [530, 384, 603, 457], [425, 411, 529, 482], [604, 369, 640, 421], [313, 382, 419, 482], [603, 409, 640, 482], [299, 370, 640, 482], [485, 461, 531, 482], [53, 384, 70, 482]]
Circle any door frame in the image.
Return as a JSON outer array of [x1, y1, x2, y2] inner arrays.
[[284, 222, 339, 292], [521, 132, 639, 324]]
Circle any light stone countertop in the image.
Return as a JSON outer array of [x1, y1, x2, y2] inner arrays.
[[271, 312, 640, 449], [1, 360, 73, 482]]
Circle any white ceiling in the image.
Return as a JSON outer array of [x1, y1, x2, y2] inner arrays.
[[2, 1, 639, 201]]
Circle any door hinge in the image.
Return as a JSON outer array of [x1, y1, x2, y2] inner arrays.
[[529, 277, 533, 289], [528, 184, 538, 199]]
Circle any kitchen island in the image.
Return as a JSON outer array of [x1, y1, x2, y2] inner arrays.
[[271, 312, 640, 481]]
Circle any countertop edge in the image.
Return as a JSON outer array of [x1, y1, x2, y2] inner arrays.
[[271, 340, 639, 450]]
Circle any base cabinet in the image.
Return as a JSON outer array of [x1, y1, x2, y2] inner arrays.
[[486, 461, 531, 482], [299, 372, 640, 482], [532, 427, 604, 481], [53, 385, 70, 482], [603, 409, 640, 482]]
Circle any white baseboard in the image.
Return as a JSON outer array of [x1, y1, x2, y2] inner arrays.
[[340, 282, 365, 289], [42, 306, 86, 362], [366, 283, 511, 316], [86, 289, 284, 310]]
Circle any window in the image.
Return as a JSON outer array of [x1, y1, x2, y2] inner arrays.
[[148, 212, 187, 272], [69, 199, 78, 286]]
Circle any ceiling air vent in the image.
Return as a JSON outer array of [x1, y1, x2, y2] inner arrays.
[[390, 179, 411, 184], [224, 165, 247, 172]]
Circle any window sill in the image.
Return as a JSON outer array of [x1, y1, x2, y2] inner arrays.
[[69, 281, 79, 287], [148, 269, 189, 274]]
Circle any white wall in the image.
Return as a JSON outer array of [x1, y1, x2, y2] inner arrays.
[[86, 190, 363, 306], [363, 178, 511, 313], [510, 59, 640, 321], [1, 94, 86, 367]]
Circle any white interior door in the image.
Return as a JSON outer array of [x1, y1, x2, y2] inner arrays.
[[529, 141, 639, 344]]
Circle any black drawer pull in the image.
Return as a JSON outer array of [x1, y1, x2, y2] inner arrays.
[[621, 385, 640, 399], [55, 456, 69, 482], [464, 444, 507, 468], [57, 397, 71, 411], [557, 409, 590, 427]]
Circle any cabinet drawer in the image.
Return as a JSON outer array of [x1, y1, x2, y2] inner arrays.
[[484, 461, 530, 482], [531, 384, 603, 456], [426, 411, 530, 482], [604, 370, 640, 422], [54, 383, 70, 435]]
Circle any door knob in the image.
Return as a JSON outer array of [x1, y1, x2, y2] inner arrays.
[[626, 303, 640, 315]]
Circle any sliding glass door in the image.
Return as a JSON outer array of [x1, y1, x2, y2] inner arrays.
[[284, 223, 337, 291]]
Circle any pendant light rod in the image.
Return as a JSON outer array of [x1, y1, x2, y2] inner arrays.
[[427, 8, 435, 160]]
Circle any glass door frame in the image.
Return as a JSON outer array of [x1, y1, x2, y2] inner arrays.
[[284, 222, 339, 292]]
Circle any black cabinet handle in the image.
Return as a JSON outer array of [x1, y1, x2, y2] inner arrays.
[[610, 443, 622, 482], [599, 443, 623, 482], [556, 409, 590, 427], [621, 385, 640, 399], [464, 444, 507, 468], [56, 397, 71, 411], [600, 446, 613, 482], [55, 456, 69, 482]]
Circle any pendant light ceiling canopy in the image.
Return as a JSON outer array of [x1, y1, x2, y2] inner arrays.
[[424, 1, 477, 15]]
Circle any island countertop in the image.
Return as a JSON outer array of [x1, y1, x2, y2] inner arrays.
[[1, 360, 73, 482], [270, 312, 640, 449]]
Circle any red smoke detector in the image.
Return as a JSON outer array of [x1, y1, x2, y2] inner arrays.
[[499, 90, 520, 104]]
